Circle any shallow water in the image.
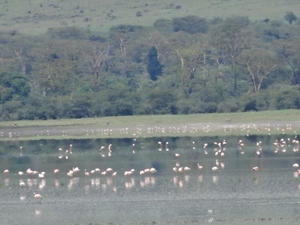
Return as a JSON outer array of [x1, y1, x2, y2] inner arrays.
[[0, 136, 300, 225]]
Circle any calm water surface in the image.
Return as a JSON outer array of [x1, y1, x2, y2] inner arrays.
[[0, 136, 300, 225]]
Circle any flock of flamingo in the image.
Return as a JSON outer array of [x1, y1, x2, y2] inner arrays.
[[1, 129, 300, 205], [0, 121, 298, 139]]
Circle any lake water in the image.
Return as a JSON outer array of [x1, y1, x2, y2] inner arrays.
[[0, 135, 300, 225]]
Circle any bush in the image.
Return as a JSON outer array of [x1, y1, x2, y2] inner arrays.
[[136, 11, 142, 17], [172, 16, 208, 34], [217, 99, 239, 113], [186, 101, 217, 114], [272, 86, 300, 109], [153, 18, 173, 34], [47, 27, 88, 40], [146, 88, 177, 114]]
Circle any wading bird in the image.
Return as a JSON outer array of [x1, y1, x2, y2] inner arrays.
[[33, 192, 42, 204]]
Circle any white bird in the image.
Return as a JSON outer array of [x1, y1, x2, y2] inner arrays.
[[19, 181, 26, 187], [197, 164, 203, 170], [106, 168, 113, 173], [183, 167, 191, 171], [124, 171, 132, 176], [33, 192, 42, 204], [150, 167, 157, 173], [73, 167, 80, 173], [238, 140, 244, 147], [67, 170, 73, 178], [212, 167, 218, 171]]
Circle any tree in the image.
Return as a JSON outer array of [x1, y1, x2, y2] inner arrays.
[[83, 45, 110, 91], [277, 39, 300, 85], [210, 17, 249, 96], [240, 48, 277, 93], [284, 11, 297, 25], [174, 44, 206, 96], [109, 25, 144, 78], [147, 47, 163, 81]]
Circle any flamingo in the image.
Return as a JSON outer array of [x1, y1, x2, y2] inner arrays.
[[33, 192, 42, 204], [67, 170, 73, 178], [84, 169, 90, 177], [197, 164, 203, 170], [150, 168, 157, 173], [106, 168, 113, 173], [73, 167, 80, 173], [183, 167, 191, 171], [124, 171, 133, 176], [212, 167, 218, 171], [19, 181, 26, 187]]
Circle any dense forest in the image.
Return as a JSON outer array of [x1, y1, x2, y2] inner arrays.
[[1, 13, 300, 120]]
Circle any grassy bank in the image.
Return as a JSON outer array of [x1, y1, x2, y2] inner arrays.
[[2, 0, 300, 35], [0, 110, 299, 141]]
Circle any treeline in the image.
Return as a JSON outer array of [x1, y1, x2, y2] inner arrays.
[[1, 14, 300, 120]]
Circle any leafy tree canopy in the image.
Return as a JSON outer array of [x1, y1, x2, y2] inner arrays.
[[0, 72, 30, 103]]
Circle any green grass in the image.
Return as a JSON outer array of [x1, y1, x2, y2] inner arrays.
[[1, 0, 300, 35], [0, 109, 300, 140], [1, 109, 299, 127]]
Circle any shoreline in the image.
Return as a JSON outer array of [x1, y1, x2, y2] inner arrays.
[[0, 110, 299, 141]]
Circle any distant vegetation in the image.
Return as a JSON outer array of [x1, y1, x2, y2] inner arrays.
[[1, 2, 300, 120]]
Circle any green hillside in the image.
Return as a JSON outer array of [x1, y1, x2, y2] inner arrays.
[[1, 0, 300, 34]]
